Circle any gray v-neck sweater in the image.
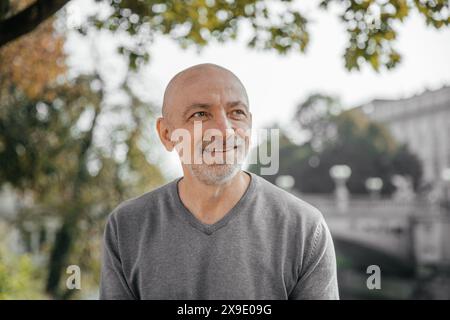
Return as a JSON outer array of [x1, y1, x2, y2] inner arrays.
[[99, 171, 339, 300]]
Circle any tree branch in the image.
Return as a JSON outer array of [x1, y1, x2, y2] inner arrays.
[[0, 0, 70, 48]]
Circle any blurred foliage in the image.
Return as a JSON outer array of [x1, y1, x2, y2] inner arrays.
[[89, 0, 309, 70], [320, 0, 450, 71], [0, 249, 45, 299], [0, 0, 168, 298], [0, 11, 165, 297], [1, 0, 449, 72], [0, 75, 165, 298], [249, 94, 423, 194], [0, 17, 66, 99], [0, 225, 46, 299]]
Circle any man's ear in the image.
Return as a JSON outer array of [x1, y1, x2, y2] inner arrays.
[[156, 117, 174, 152]]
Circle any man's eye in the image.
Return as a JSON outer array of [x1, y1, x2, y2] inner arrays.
[[231, 110, 245, 117], [192, 111, 207, 118]]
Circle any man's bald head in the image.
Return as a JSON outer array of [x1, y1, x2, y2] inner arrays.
[[161, 63, 249, 122], [156, 63, 252, 185]]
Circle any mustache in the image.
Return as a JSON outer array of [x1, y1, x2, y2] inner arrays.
[[202, 135, 246, 152]]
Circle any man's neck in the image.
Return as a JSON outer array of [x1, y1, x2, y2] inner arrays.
[[178, 170, 251, 225]]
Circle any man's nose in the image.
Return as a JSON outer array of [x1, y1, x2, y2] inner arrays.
[[212, 111, 234, 137]]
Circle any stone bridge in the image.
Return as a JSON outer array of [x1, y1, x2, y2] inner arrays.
[[297, 194, 450, 268]]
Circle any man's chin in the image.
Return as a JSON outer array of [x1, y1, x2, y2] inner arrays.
[[188, 163, 242, 185]]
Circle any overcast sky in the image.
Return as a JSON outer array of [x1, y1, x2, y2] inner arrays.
[[65, 0, 450, 178]]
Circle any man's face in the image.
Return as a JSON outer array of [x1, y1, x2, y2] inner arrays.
[[160, 67, 252, 185]]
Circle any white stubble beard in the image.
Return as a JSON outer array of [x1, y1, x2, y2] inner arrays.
[[188, 162, 242, 186], [188, 141, 248, 185]]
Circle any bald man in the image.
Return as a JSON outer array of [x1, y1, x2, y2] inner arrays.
[[100, 63, 339, 300]]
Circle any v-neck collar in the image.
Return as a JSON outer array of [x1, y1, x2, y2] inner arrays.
[[171, 170, 256, 236]]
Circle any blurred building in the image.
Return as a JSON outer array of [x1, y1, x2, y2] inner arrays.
[[357, 86, 450, 188]]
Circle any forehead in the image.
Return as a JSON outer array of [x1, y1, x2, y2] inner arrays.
[[168, 69, 248, 109]]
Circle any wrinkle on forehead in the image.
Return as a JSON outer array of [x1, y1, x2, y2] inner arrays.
[[162, 63, 249, 122]]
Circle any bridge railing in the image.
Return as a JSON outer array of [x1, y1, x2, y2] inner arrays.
[[295, 192, 450, 266], [297, 193, 441, 217]]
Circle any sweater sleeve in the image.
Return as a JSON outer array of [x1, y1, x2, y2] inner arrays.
[[288, 217, 340, 300], [99, 212, 136, 300]]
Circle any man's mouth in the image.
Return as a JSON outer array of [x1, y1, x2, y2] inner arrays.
[[204, 145, 238, 154]]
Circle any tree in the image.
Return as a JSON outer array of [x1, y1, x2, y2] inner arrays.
[[1, 0, 449, 72], [0, 0, 69, 48], [293, 93, 342, 150], [0, 14, 66, 100], [0, 1, 168, 298], [0, 74, 165, 298]]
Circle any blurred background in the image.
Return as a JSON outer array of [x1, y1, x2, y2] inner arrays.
[[0, 0, 449, 299]]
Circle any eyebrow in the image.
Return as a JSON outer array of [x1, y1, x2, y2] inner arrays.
[[182, 103, 210, 120], [182, 100, 249, 119], [227, 100, 249, 110]]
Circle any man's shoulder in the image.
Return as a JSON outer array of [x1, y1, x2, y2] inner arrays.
[[108, 178, 177, 223], [252, 173, 324, 226]]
